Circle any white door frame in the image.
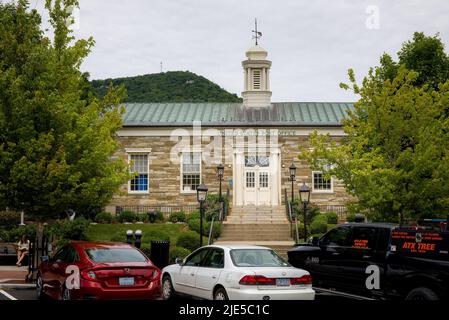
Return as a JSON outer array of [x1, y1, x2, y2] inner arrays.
[[233, 147, 281, 206]]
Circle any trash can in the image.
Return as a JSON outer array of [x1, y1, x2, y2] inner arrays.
[[150, 240, 170, 269]]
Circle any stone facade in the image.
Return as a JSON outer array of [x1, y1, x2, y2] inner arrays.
[[107, 127, 352, 213]]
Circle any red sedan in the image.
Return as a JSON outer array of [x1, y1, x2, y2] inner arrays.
[[37, 241, 161, 300]]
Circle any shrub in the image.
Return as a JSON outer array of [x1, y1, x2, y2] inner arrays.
[[326, 212, 338, 224], [136, 213, 148, 223], [176, 231, 201, 251], [186, 211, 200, 221], [0, 224, 36, 242], [312, 214, 328, 224], [0, 211, 21, 229], [187, 219, 221, 238], [168, 211, 186, 223], [346, 213, 356, 222], [147, 211, 164, 223], [46, 217, 90, 241], [118, 211, 136, 223], [94, 212, 113, 224], [169, 246, 191, 263], [310, 219, 328, 234]]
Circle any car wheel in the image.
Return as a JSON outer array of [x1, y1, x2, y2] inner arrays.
[[405, 287, 439, 300], [213, 287, 229, 300], [62, 287, 71, 301], [162, 275, 175, 300], [36, 274, 44, 300]]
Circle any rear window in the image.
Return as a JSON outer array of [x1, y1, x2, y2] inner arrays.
[[230, 249, 290, 267], [85, 248, 147, 263]]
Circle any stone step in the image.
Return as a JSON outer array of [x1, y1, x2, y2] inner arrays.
[[219, 235, 293, 240], [220, 224, 291, 230], [213, 241, 295, 259]]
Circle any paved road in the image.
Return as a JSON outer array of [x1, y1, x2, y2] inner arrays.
[[0, 287, 351, 301]]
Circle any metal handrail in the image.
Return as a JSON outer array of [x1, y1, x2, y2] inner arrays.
[[284, 189, 300, 244], [208, 215, 215, 245]]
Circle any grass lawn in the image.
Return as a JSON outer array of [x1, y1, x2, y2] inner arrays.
[[86, 223, 188, 243], [86, 223, 208, 249]]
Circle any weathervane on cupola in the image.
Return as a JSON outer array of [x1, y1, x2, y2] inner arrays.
[[252, 18, 262, 45], [242, 18, 272, 108]]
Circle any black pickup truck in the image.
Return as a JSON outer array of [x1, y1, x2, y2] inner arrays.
[[287, 222, 449, 300]]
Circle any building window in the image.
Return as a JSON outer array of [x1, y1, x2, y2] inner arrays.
[[182, 152, 201, 192], [312, 171, 332, 192], [129, 154, 149, 193], [253, 69, 261, 90]]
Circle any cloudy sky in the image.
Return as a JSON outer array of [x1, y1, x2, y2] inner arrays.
[[31, 0, 449, 102]]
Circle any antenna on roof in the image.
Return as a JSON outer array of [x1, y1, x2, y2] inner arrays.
[[252, 18, 262, 45], [160, 61, 163, 73]]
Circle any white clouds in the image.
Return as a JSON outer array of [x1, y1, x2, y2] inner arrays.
[[34, 0, 449, 102]]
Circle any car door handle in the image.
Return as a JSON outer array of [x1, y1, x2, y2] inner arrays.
[[190, 273, 195, 276], [331, 252, 341, 256], [362, 255, 372, 259]]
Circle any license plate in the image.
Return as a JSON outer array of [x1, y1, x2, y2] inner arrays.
[[276, 278, 290, 286], [119, 277, 134, 286]]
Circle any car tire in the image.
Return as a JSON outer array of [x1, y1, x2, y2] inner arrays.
[[162, 275, 175, 300], [213, 287, 229, 300], [405, 287, 439, 300], [36, 274, 45, 300]]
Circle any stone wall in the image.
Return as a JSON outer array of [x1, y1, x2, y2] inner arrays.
[[107, 128, 352, 212]]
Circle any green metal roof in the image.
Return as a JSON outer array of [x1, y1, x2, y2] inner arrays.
[[122, 102, 353, 127]]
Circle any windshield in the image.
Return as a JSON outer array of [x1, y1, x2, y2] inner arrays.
[[85, 248, 147, 263], [230, 249, 290, 267]]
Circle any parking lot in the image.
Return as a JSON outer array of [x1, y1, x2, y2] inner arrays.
[[0, 287, 353, 301]]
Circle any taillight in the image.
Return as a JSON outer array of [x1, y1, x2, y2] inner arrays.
[[150, 268, 160, 281], [81, 269, 97, 282], [290, 274, 312, 285], [239, 275, 276, 286]]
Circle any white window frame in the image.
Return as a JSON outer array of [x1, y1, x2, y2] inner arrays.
[[126, 148, 151, 194], [312, 171, 334, 194], [180, 151, 202, 194]]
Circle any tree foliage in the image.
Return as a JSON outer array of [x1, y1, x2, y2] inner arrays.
[[91, 71, 242, 103], [0, 0, 131, 219], [300, 33, 449, 222], [379, 32, 449, 89]]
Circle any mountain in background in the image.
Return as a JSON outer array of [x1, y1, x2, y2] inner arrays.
[[91, 71, 242, 103]]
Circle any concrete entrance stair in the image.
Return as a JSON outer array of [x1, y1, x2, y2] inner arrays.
[[224, 205, 289, 224], [215, 205, 295, 258]]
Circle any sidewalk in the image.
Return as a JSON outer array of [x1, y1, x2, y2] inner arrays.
[[0, 266, 34, 289]]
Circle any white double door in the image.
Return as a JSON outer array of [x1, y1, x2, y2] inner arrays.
[[244, 166, 271, 205]]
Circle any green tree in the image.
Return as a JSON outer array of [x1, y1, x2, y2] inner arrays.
[[300, 66, 449, 222], [0, 0, 130, 220], [379, 32, 449, 89]]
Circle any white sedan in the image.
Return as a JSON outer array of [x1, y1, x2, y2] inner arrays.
[[161, 245, 315, 300]]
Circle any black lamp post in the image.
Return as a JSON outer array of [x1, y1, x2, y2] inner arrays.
[[299, 182, 311, 242], [289, 162, 297, 202], [217, 163, 224, 202], [196, 183, 208, 247]]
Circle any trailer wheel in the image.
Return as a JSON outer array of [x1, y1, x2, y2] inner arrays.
[[405, 287, 439, 300]]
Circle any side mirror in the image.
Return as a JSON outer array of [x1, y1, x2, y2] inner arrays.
[[175, 257, 184, 266], [40, 255, 49, 262], [311, 237, 320, 246]]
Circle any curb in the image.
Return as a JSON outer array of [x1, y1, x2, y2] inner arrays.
[[0, 283, 35, 290]]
